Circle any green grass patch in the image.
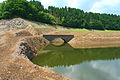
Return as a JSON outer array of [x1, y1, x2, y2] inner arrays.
[[27, 20, 120, 32], [64, 28, 120, 32], [64, 28, 92, 32]]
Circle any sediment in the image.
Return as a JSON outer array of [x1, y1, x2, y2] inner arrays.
[[1, 18, 120, 80], [52, 31, 120, 48], [0, 18, 28, 31], [0, 19, 69, 80]]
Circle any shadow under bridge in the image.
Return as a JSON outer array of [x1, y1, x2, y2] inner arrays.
[[43, 35, 74, 43]]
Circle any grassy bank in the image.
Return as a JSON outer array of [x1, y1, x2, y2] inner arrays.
[[27, 20, 120, 33]]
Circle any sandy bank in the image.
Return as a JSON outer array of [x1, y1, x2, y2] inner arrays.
[[0, 26, 69, 80], [1, 18, 120, 80], [51, 31, 120, 48]]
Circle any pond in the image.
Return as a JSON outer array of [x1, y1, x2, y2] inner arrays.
[[32, 43, 120, 80]]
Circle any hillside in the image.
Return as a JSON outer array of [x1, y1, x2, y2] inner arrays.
[[1, 18, 120, 80], [1, 0, 120, 30], [0, 18, 69, 80]]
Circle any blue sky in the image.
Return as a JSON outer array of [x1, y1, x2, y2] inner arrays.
[[0, 0, 120, 15], [39, 0, 120, 15]]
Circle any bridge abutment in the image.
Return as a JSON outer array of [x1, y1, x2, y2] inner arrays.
[[43, 35, 74, 43]]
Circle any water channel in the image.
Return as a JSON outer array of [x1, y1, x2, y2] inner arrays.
[[32, 43, 120, 80]]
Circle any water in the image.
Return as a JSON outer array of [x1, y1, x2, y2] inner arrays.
[[32, 44, 120, 80]]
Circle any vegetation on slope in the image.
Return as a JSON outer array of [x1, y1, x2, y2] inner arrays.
[[0, 0, 120, 30]]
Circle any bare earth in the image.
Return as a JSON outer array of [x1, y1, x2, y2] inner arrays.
[[52, 31, 120, 48], [1, 18, 120, 80], [0, 28, 69, 80]]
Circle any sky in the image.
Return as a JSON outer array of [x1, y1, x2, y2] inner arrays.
[[50, 60, 120, 80], [0, 0, 120, 15], [39, 0, 120, 15]]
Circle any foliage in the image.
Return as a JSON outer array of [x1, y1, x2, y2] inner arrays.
[[0, 0, 120, 30], [0, 0, 56, 24], [48, 6, 120, 30]]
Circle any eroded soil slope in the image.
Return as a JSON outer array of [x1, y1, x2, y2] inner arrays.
[[0, 24, 68, 80], [51, 31, 120, 48], [1, 18, 120, 80]]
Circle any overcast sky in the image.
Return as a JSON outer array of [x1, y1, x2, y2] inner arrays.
[[0, 0, 120, 15]]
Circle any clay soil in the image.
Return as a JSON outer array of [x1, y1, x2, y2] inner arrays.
[[0, 28, 69, 80], [1, 18, 120, 80], [51, 31, 120, 48], [1, 28, 120, 80]]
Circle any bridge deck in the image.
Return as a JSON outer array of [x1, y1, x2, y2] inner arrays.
[[43, 35, 74, 43]]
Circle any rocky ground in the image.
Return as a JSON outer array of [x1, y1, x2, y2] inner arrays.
[[0, 18, 69, 80], [0, 18, 28, 31], [1, 18, 120, 80]]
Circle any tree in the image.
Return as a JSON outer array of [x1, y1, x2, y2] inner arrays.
[[0, 0, 120, 30], [1, 0, 30, 18], [37, 11, 56, 24]]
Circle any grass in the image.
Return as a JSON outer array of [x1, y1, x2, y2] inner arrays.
[[27, 20, 57, 29], [26, 20, 120, 33], [64, 29, 120, 33], [64, 28, 92, 32], [64, 28, 120, 32], [102, 30, 120, 32]]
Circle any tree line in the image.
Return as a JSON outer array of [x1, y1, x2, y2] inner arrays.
[[0, 0, 120, 30]]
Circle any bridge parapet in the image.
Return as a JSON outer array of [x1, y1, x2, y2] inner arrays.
[[43, 35, 74, 43]]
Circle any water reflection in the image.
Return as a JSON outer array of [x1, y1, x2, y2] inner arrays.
[[32, 44, 120, 80], [48, 60, 120, 80], [32, 44, 120, 67]]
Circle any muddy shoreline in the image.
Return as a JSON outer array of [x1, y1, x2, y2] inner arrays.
[[1, 29, 120, 80], [51, 31, 120, 48], [0, 27, 69, 80], [1, 18, 120, 80]]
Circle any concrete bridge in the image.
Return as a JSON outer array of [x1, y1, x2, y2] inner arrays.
[[43, 35, 74, 43]]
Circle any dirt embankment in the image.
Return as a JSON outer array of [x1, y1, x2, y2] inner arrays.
[[0, 23, 69, 80], [0, 18, 28, 31], [1, 18, 120, 80], [51, 31, 120, 48]]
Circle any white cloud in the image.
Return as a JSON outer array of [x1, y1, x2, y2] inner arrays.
[[40, 0, 82, 8], [40, 0, 57, 8], [1, 0, 120, 15], [66, 0, 81, 8], [89, 0, 120, 14], [50, 60, 120, 80], [0, 0, 5, 2], [40, 0, 99, 11]]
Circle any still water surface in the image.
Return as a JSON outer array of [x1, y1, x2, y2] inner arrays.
[[32, 44, 120, 80]]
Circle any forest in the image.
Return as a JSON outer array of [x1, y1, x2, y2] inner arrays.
[[0, 0, 120, 30]]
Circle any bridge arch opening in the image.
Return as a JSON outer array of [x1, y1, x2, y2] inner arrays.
[[51, 38, 65, 46]]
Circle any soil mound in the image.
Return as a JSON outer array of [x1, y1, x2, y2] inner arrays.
[[0, 18, 28, 30], [0, 27, 68, 80], [15, 30, 33, 37]]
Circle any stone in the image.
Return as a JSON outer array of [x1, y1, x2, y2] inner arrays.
[[0, 18, 28, 31], [15, 30, 32, 37], [15, 41, 36, 60]]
